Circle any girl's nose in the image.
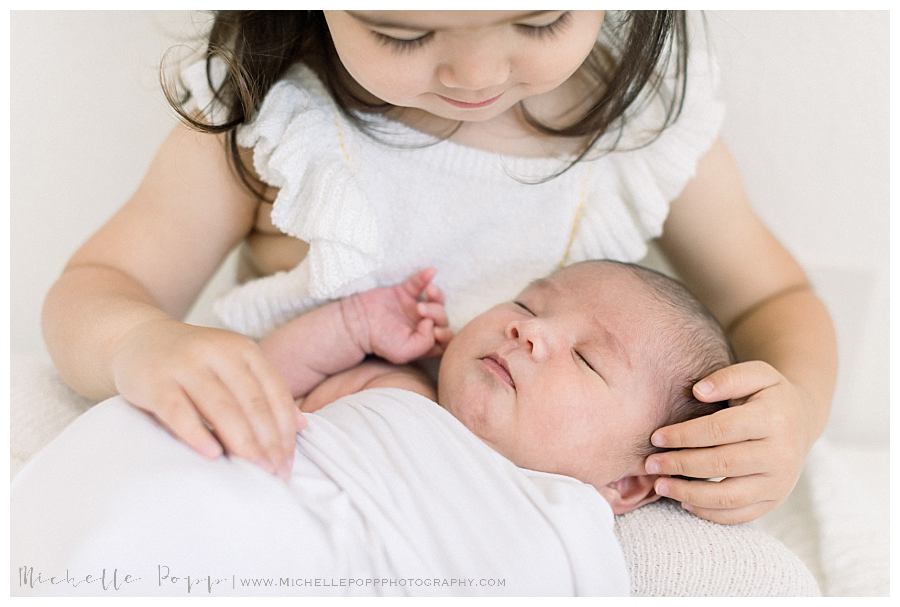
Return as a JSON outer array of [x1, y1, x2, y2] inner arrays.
[[437, 47, 509, 92], [505, 319, 549, 362]]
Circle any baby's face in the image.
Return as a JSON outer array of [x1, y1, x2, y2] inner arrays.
[[438, 263, 659, 489]]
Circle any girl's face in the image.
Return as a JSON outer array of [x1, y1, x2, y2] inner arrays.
[[323, 10, 605, 122]]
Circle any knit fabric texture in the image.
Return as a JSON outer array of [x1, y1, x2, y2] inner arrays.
[[615, 498, 820, 596]]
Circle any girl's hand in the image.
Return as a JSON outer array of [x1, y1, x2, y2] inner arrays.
[[111, 318, 306, 480], [644, 361, 813, 525], [345, 268, 453, 364]]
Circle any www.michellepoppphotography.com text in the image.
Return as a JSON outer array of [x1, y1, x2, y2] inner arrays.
[[16, 564, 506, 594]]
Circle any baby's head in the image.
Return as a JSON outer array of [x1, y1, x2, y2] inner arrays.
[[437, 260, 734, 514]]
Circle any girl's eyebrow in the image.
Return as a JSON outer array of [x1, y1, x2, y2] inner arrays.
[[346, 10, 551, 31]]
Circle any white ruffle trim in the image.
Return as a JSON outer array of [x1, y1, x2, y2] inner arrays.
[[569, 19, 726, 264], [180, 61, 384, 337]]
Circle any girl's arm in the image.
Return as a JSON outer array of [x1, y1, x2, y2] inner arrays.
[[646, 137, 837, 524], [42, 123, 303, 480]]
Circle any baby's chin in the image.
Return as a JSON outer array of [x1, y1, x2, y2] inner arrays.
[[437, 384, 508, 454]]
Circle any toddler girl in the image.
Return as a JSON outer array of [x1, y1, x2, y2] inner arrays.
[[42, 10, 836, 524]]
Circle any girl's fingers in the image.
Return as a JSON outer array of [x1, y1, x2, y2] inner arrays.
[[654, 474, 771, 511], [180, 370, 274, 475], [247, 350, 305, 432], [145, 388, 223, 459], [693, 360, 781, 403], [650, 403, 768, 449], [245, 352, 303, 476], [682, 500, 776, 525], [214, 361, 286, 477], [645, 440, 769, 479], [417, 301, 448, 327]]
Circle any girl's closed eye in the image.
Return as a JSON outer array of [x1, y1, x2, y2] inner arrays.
[[372, 31, 434, 53], [372, 11, 573, 54], [516, 11, 573, 40]]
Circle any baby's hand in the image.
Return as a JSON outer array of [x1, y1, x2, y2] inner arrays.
[[111, 319, 306, 480], [644, 361, 813, 525], [342, 268, 453, 364]]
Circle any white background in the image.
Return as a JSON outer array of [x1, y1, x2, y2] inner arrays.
[[10, 11, 889, 446]]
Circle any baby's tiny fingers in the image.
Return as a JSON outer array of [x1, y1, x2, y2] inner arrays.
[[655, 475, 766, 511], [434, 326, 454, 345], [425, 283, 445, 304], [682, 500, 776, 525], [416, 316, 436, 338], [417, 301, 448, 326], [403, 267, 437, 298]]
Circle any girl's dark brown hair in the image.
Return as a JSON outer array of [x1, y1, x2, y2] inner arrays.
[[162, 10, 688, 199]]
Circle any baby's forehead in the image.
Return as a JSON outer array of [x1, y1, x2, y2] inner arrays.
[[526, 267, 658, 356], [527, 265, 647, 308]]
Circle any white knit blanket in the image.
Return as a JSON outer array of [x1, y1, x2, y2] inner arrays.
[[12, 387, 627, 596]]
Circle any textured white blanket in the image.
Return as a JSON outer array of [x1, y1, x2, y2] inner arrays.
[[11, 388, 628, 596]]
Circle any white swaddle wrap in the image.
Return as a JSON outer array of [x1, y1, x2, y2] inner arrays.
[[11, 388, 627, 596]]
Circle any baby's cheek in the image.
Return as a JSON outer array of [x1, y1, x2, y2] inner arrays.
[[443, 386, 492, 438]]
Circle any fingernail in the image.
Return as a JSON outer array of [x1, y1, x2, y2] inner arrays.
[[646, 458, 661, 474], [295, 410, 308, 430], [695, 381, 713, 396], [204, 442, 223, 459], [682, 503, 694, 513], [656, 480, 669, 496], [651, 432, 666, 447], [255, 457, 276, 474]]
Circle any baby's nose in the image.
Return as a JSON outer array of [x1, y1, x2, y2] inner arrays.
[[506, 320, 549, 362]]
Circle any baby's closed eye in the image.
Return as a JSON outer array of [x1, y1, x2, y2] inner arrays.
[[574, 349, 604, 380], [513, 300, 535, 315]]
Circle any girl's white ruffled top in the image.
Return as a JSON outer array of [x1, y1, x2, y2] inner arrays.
[[180, 23, 724, 339]]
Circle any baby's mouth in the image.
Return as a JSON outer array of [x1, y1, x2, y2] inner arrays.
[[481, 354, 516, 390]]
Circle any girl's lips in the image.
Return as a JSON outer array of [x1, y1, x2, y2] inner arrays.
[[481, 355, 515, 389], [438, 93, 503, 109]]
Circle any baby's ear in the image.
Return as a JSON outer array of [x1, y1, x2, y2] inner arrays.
[[596, 474, 662, 515]]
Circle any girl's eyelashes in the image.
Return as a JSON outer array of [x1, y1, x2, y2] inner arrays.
[[372, 31, 434, 53], [372, 11, 572, 54], [513, 301, 535, 315], [516, 11, 572, 39]]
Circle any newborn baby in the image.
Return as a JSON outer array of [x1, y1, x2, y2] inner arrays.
[[11, 260, 733, 596], [262, 259, 734, 515]]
